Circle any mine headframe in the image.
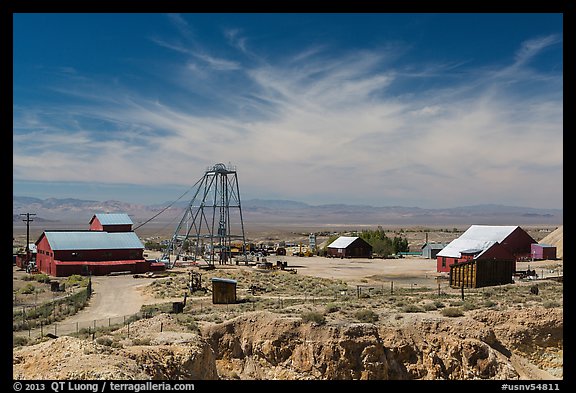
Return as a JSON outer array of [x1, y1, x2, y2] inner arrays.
[[161, 163, 247, 269]]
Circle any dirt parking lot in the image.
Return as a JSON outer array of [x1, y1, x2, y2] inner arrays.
[[279, 255, 439, 287]]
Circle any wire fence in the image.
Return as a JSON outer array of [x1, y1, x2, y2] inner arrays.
[[12, 280, 445, 341], [13, 270, 562, 342], [14, 310, 150, 340]]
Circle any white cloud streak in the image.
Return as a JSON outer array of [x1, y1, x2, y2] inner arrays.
[[13, 33, 563, 209]]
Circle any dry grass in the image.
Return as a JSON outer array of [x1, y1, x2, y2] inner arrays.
[[140, 265, 563, 328]]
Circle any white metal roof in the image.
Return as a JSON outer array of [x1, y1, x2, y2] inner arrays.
[[42, 231, 144, 251], [327, 236, 360, 249], [92, 213, 133, 226], [436, 225, 518, 258]]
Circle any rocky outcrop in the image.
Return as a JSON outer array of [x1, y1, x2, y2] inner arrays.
[[202, 311, 521, 380], [13, 308, 562, 380], [469, 307, 563, 377], [13, 314, 218, 380]]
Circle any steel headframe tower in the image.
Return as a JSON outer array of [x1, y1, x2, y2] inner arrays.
[[163, 163, 247, 268]]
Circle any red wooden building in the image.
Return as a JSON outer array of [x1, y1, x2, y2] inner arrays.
[[436, 225, 536, 273], [89, 213, 134, 232], [326, 236, 373, 258], [34, 213, 164, 277]]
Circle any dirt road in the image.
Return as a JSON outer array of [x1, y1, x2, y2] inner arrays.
[[14, 274, 181, 339], [65, 275, 156, 321]]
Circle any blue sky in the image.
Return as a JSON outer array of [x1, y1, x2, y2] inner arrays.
[[13, 13, 563, 209]]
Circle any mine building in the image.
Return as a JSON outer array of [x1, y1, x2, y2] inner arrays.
[[326, 236, 373, 258], [34, 213, 165, 277], [436, 225, 536, 273]]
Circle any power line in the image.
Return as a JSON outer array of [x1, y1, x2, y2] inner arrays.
[[133, 178, 203, 231]]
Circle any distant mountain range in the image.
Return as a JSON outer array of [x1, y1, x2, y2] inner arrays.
[[13, 196, 563, 228]]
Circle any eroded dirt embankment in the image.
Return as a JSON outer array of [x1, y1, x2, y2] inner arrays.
[[13, 307, 562, 380], [202, 307, 562, 380]]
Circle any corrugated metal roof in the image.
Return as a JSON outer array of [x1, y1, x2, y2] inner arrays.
[[211, 277, 237, 284], [535, 243, 555, 247], [44, 231, 144, 250], [421, 243, 447, 250], [327, 236, 359, 249], [437, 225, 518, 258], [92, 213, 133, 226], [458, 225, 518, 241]]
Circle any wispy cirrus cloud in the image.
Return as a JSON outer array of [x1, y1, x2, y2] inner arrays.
[[13, 26, 562, 208], [514, 34, 561, 66]]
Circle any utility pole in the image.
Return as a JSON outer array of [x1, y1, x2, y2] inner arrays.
[[20, 213, 36, 264]]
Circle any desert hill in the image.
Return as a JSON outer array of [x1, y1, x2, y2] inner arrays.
[[13, 196, 562, 227]]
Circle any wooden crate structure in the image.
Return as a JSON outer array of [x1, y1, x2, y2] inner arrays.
[[211, 277, 237, 304], [450, 259, 514, 288]]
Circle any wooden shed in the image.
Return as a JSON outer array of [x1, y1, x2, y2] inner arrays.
[[450, 258, 515, 288], [211, 277, 237, 304]]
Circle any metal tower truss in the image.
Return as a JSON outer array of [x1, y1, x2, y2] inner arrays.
[[162, 163, 247, 269]]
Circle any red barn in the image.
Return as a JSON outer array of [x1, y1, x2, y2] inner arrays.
[[35, 230, 148, 277], [327, 236, 373, 258], [436, 225, 536, 273], [33, 212, 164, 277]]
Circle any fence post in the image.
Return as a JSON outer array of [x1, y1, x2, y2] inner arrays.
[[54, 324, 57, 336], [40, 321, 43, 337]]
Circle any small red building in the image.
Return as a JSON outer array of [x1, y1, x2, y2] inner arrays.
[[530, 243, 557, 260], [437, 225, 536, 273], [89, 213, 134, 232]]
